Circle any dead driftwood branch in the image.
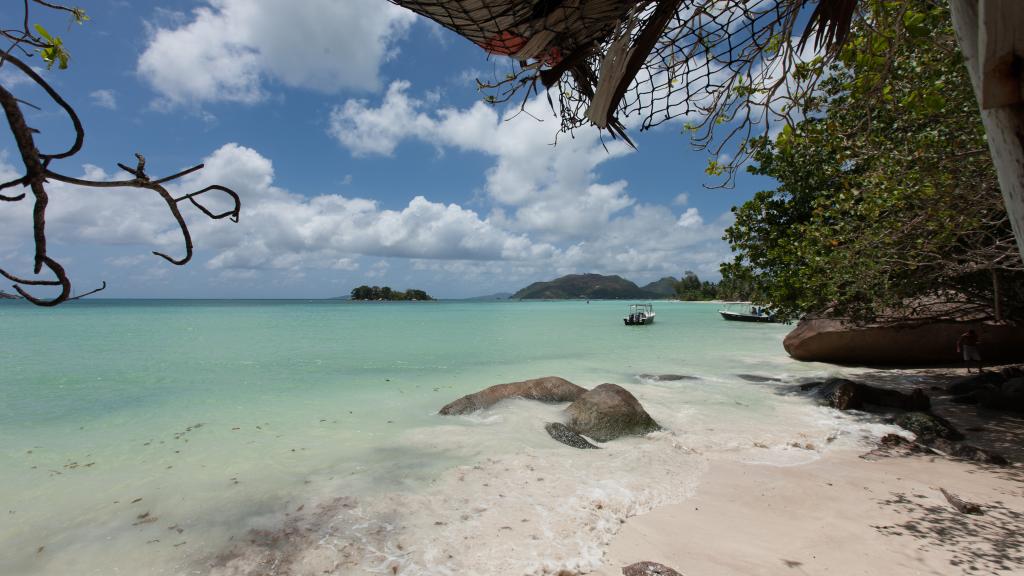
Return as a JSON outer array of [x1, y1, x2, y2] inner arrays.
[[940, 488, 984, 515], [0, 1, 240, 306]]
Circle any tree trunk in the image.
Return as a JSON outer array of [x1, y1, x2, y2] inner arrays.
[[950, 0, 1024, 262]]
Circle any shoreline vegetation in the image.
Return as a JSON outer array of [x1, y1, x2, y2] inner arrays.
[[510, 272, 726, 301]]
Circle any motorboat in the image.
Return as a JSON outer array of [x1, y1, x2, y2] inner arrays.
[[624, 303, 655, 325], [718, 301, 776, 323]]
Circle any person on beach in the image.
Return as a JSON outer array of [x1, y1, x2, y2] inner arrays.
[[956, 329, 982, 374]]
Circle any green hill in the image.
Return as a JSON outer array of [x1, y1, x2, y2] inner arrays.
[[641, 276, 679, 297], [512, 274, 658, 300]]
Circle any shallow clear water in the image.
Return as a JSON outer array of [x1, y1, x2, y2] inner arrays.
[[0, 300, 893, 575]]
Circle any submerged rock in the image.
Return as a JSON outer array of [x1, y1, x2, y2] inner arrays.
[[565, 383, 660, 442], [736, 374, 782, 383], [639, 373, 697, 381], [438, 376, 587, 415], [544, 422, 600, 449]]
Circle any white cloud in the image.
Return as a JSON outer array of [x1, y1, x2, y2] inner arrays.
[[90, 89, 117, 110], [329, 81, 637, 241], [673, 192, 689, 206], [136, 0, 416, 106], [0, 137, 729, 295]]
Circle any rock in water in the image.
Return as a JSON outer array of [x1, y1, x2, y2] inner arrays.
[[544, 422, 600, 449], [802, 378, 863, 410], [622, 561, 683, 576], [893, 412, 964, 442], [804, 378, 931, 411], [438, 376, 587, 415], [948, 371, 1004, 395], [565, 384, 660, 442]]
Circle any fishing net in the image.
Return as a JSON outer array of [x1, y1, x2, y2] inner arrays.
[[388, 1, 855, 149]]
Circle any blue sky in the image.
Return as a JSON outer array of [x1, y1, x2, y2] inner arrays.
[[0, 0, 774, 299]]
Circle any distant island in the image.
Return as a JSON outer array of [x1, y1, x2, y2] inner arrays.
[[511, 272, 721, 300], [512, 273, 658, 300], [350, 285, 433, 301], [460, 292, 514, 301]]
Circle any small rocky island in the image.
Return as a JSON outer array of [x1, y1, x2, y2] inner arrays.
[[349, 285, 433, 301]]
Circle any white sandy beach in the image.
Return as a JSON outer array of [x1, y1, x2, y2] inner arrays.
[[594, 369, 1024, 576]]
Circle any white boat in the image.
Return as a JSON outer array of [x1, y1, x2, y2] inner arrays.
[[623, 303, 655, 325], [718, 301, 776, 323]]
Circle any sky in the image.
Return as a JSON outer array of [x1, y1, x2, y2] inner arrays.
[[0, 0, 777, 299]]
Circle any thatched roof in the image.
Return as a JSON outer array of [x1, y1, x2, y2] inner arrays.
[[389, 1, 859, 143]]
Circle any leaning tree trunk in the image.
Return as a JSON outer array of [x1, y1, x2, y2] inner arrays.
[[950, 0, 1024, 262]]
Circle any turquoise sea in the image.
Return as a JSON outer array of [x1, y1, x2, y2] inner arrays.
[[0, 300, 898, 575]]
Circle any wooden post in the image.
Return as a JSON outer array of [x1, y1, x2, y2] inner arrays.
[[950, 0, 1024, 262]]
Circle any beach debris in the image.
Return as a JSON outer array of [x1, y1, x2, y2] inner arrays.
[[545, 422, 600, 449], [564, 384, 660, 442], [939, 488, 984, 515], [168, 524, 184, 534], [622, 561, 684, 576], [36, 546, 44, 554], [439, 376, 587, 415], [133, 512, 158, 526], [131, 498, 143, 504]]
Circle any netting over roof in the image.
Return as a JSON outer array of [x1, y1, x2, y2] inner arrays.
[[389, 0, 856, 151]]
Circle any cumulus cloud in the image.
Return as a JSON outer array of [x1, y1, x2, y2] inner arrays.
[[90, 89, 117, 110], [327, 81, 731, 281], [137, 0, 416, 106], [329, 81, 639, 241], [0, 136, 729, 295]]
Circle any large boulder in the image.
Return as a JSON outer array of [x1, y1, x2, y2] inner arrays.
[[784, 318, 1024, 366], [439, 376, 586, 415], [564, 383, 660, 442]]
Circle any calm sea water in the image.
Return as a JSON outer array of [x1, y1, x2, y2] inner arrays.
[[0, 300, 895, 576]]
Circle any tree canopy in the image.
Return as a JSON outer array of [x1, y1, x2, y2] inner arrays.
[[723, 1, 1024, 324], [350, 286, 433, 301]]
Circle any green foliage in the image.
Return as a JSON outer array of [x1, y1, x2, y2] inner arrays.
[[30, 7, 87, 70], [349, 286, 433, 301], [674, 271, 718, 301], [722, 0, 1024, 324], [34, 24, 69, 70]]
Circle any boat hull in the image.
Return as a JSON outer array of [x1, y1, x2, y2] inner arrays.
[[719, 310, 774, 323], [623, 315, 655, 325]]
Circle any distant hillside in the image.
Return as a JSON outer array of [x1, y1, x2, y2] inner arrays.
[[642, 276, 679, 297], [462, 292, 513, 301], [512, 274, 657, 300]]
